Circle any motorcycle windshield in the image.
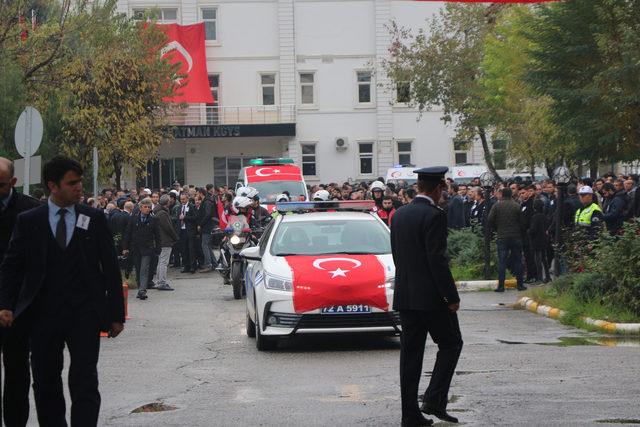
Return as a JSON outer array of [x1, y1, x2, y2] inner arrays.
[[227, 215, 249, 234]]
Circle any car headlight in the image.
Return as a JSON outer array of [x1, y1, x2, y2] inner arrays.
[[230, 235, 241, 245], [265, 274, 293, 292], [384, 278, 395, 289]]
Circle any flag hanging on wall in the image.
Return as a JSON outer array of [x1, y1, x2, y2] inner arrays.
[[157, 23, 214, 104]]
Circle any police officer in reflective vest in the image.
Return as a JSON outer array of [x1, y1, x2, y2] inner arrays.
[[390, 167, 462, 426], [574, 186, 603, 237]]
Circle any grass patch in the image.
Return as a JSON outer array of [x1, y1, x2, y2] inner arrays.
[[451, 264, 484, 281], [525, 285, 640, 325]]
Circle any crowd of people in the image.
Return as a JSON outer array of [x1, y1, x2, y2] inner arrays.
[[23, 169, 638, 299]]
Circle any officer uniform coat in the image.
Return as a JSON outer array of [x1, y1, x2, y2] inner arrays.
[[391, 196, 460, 311]]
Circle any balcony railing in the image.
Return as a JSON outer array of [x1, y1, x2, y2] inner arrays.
[[169, 104, 296, 126]]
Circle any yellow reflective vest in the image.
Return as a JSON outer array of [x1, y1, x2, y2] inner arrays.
[[575, 203, 602, 227]]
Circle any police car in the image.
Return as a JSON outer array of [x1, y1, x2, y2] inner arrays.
[[240, 201, 400, 351]]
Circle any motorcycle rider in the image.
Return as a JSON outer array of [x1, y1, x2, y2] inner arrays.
[[370, 181, 385, 212]]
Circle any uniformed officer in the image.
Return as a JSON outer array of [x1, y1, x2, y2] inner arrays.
[[574, 186, 603, 237], [390, 166, 463, 427]]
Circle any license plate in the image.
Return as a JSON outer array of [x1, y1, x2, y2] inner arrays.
[[321, 305, 371, 314]]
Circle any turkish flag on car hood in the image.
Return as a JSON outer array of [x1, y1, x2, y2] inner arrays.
[[246, 165, 302, 183], [158, 23, 214, 104], [285, 255, 389, 313]]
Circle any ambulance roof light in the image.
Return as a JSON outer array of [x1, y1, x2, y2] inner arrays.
[[249, 158, 294, 166]]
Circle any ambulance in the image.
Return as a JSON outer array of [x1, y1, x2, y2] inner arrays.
[[385, 165, 418, 186], [237, 158, 309, 211]]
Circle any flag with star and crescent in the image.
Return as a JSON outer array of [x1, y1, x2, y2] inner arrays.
[[245, 165, 302, 182], [285, 255, 388, 313]]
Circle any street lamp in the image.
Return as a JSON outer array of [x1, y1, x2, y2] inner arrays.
[[479, 171, 496, 280], [553, 165, 571, 278]]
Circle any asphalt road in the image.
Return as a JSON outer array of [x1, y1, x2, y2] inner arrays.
[[27, 271, 640, 426]]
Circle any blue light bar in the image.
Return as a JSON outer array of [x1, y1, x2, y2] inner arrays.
[[275, 200, 375, 213]]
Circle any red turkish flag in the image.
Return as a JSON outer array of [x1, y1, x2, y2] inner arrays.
[[157, 23, 214, 104], [246, 165, 303, 183], [285, 255, 389, 313]]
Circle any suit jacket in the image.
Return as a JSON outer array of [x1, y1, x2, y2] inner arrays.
[[0, 191, 41, 261], [447, 194, 465, 230], [0, 203, 125, 329], [390, 197, 460, 311], [178, 203, 198, 236], [122, 213, 160, 256]]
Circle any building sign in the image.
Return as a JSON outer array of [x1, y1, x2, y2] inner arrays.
[[173, 123, 295, 139]]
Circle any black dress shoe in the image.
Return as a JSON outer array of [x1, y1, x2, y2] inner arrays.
[[517, 285, 528, 291], [401, 414, 433, 427], [147, 282, 157, 289], [420, 404, 458, 423], [494, 286, 505, 292], [180, 269, 191, 273]]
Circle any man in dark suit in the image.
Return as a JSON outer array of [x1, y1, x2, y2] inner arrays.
[[177, 192, 198, 273], [0, 156, 125, 427], [0, 157, 41, 427], [122, 198, 160, 300], [390, 166, 463, 427]]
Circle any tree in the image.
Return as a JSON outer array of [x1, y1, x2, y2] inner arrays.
[[526, 0, 640, 177], [384, 4, 506, 180], [480, 6, 564, 178], [58, 2, 180, 189]]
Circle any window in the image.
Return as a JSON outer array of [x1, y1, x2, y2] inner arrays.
[[357, 71, 372, 104], [455, 152, 468, 165], [301, 144, 316, 176], [454, 140, 469, 165], [492, 139, 507, 169], [396, 82, 410, 103], [207, 74, 220, 125], [201, 8, 217, 41], [133, 8, 178, 23], [358, 142, 374, 175], [299, 72, 315, 105], [397, 141, 412, 165], [139, 157, 184, 189], [260, 73, 276, 106], [213, 157, 266, 187]]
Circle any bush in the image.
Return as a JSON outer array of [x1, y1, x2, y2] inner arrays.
[[570, 272, 611, 303], [447, 227, 499, 280], [562, 220, 640, 316], [551, 273, 576, 294]]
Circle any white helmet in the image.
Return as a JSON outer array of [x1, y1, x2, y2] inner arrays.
[[232, 196, 252, 214], [313, 190, 330, 201], [370, 181, 385, 192], [275, 193, 289, 202], [237, 186, 259, 199]]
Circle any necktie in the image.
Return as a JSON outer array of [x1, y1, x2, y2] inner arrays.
[[56, 209, 68, 249]]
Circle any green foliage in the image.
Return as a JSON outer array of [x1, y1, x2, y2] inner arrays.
[[447, 227, 498, 280]]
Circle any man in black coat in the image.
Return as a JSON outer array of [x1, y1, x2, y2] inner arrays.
[[0, 157, 41, 427], [0, 156, 124, 427], [446, 184, 465, 230], [177, 192, 198, 273], [122, 198, 160, 300], [391, 166, 463, 427], [196, 188, 216, 272]]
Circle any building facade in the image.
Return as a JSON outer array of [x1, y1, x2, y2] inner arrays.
[[116, 0, 472, 188]]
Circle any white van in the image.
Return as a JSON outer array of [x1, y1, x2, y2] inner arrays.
[[385, 167, 417, 186]]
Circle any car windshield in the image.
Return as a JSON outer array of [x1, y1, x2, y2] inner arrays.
[[249, 181, 307, 204], [270, 219, 391, 256]]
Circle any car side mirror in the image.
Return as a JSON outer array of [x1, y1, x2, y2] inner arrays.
[[240, 246, 261, 261]]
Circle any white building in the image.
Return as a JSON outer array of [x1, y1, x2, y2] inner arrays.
[[116, 0, 480, 188]]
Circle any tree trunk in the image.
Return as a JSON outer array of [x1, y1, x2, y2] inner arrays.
[[478, 127, 502, 182], [113, 157, 122, 191], [544, 159, 555, 179], [589, 158, 598, 179]]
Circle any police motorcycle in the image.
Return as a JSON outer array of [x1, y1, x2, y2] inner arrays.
[[217, 188, 270, 299]]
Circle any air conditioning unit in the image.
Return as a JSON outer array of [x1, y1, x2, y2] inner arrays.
[[335, 137, 349, 151]]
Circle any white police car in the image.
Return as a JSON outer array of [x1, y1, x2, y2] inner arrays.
[[241, 201, 399, 351]]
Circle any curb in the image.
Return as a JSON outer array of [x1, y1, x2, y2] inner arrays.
[[456, 278, 517, 292], [517, 297, 640, 334]]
